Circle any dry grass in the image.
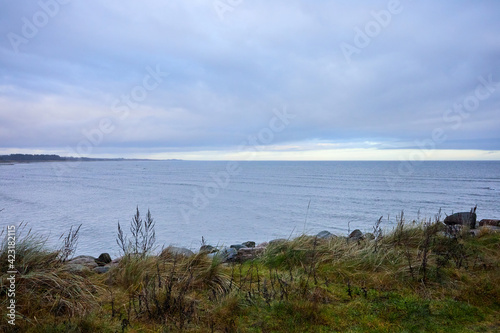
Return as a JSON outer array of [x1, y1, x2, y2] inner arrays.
[[1, 213, 499, 332], [0, 223, 102, 332]]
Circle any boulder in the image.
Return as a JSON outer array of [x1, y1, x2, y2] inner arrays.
[[348, 229, 364, 241], [482, 225, 500, 233], [479, 219, 500, 227], [225, 247, 238, 260], [65, 264, 90, 273], [95, 253, 112, 266], [257, 242, 269, 248], [93, 266, 111, 274], [316, 230, 334, 239], [210, 247, 238, 262], [67, 255, 98, 269], [269, 238, 287, 245], [230, 244, 247, 251], [111, 257, 122, 264], [444, 210, 477, 229], [242, 241, 256, 248], [161, 246, 194, 257], [235, 247, 265, 262]]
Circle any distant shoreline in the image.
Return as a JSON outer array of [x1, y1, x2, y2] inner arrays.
[[0, 154, 181, 164]]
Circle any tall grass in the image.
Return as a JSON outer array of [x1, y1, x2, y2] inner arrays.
[[0, 223, 101, 332], [116, 206, 156, 257], [1, 211, 498, 332]]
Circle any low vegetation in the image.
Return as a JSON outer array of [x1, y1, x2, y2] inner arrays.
[[1, 211, 499, 332]]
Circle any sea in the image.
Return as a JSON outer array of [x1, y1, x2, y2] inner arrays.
[[1, 160, 499, 257]]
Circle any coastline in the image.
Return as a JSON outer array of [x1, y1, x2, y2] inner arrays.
[[1, 218, 499, 332]]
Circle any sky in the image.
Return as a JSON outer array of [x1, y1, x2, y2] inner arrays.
[[1, 0, 499, 160]]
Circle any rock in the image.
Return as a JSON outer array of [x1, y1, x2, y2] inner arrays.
[[269, 238, 287, 245], [479, 219, 500, 227], [230, 244, 247, 251], [482, 225, 500, 233], [200, 245, 217, 253], [242, 241, 256, 248], [161, 246, 194, 257], [95, 253, 112, 266], [65, 264, 90, 273], [72, 255, 96, 261], [111, 257, 122, 264], [235, 247, 265, 262], [316, 230, 334, 239], [469, 225, 500, 237], [67, 255, 98, 269], [212, 247, 238, 262], [348, 229, 364, 241], [93, 266, 111, 274], [224, 247, 238, 260], [444, 210, 477, 229], [257, 242, 269, 248]]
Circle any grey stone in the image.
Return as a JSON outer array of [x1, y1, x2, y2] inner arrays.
[[72, 255, 97, 261], [230, 244, 247, 251], [67, 255, 98, 269], [224, 248, 238, 261], [93, 266, 111, 274], [65, 264, 89, 273], [348, 229, 364, 241], [479, 219, 500, 227], [242, 241, 256, 248], [316, 230, 333, 239], [112, 257, 122, 264], [444, 211, 477, 229], [210, 247, 238, 262], [483, 225, 500, 233], [161, 246, 194, 257], [235, 247, 265, 262], [269, 238, 287, 245], [95, 253, 112, 266]]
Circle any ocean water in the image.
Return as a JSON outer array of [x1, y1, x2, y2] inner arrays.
[[1, 160, 499, 256]]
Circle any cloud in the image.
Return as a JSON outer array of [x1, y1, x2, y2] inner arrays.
[[0, 0, 499, 159]]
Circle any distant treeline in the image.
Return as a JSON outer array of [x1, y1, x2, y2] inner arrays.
[[0, 154, 96, 162]]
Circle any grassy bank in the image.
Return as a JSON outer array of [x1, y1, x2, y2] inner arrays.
[[1, 216, 499, 332]]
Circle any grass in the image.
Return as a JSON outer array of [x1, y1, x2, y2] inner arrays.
[[1, 214, 499, 332]]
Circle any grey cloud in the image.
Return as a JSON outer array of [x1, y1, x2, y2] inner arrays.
[[0, 0, 499, 155]]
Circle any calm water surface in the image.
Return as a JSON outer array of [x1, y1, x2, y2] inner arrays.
[[1, 161, 499, 256]]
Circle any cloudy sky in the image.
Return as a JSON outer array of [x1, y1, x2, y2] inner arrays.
[[1, 0, 499, 160]]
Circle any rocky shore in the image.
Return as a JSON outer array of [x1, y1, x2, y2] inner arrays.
[[65, 216, 500, 275]]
